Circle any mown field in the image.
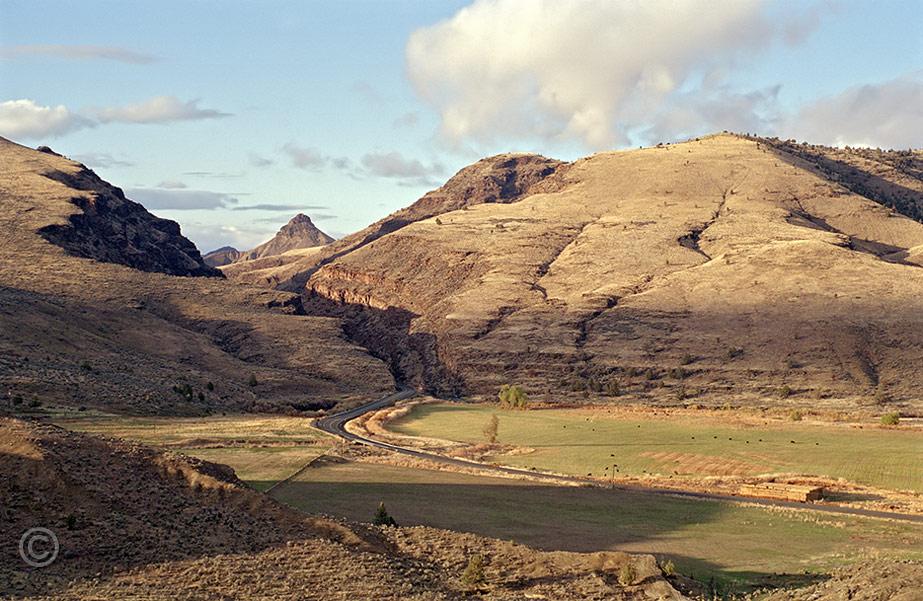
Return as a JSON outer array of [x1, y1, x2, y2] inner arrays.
[[55, 414, 330, 491], [388, 403, 923, 492], [272, 460, 923, 594]]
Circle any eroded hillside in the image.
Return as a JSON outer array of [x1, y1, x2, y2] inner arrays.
[[0, 137, 392, 414], [252, 134, 923, 409]]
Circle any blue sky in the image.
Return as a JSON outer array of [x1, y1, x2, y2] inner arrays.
[[0, 0, 920, 252]]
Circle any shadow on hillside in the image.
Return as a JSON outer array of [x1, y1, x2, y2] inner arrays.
[[765, 142, 923, 222], [302, 292, 467, 396], [267, 476, 833, 595]]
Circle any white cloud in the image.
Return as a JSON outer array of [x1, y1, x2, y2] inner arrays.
[[180, 223, 277, 254], [71, 152, 134, 169], [0, 99, 93, 139], [127, 187, 240, 210], [361, 151, 444, 184], [282, 142, 328, 170], [0, 44, 157, 64], [406, 0, 816, 150], [155, 180, 188, 189], [95, 96, 231, 124], [781, 74, 923, 149]]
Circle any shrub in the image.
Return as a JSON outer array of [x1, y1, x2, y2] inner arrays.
[[373, 502, 397, 526], [28, 399, 41, 408], [483, 414, 499, 444], [618, 563, 636, 586], [11, 395, 22, 406], [605, 379, 621, 396], [206, 381, 215, 392], [498, 384, 527, 409], [874, 386, 891, 405], [80, 361, 93, 371], [726, 347, 744, 359], [779, 385, 792, 399], [461, 554, 486, 587], [197, 392, 205, 402], [668, 367, 686, 380], [881, 412, 900, 426], [680, 354, 695, 365], [674, 385, 687, 401], [660, 558, 676, 576], [248, 374, 258, 387], [789, 409, 803, 421]]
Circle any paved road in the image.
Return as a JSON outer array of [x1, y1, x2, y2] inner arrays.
[[313, 390, 923, 524]]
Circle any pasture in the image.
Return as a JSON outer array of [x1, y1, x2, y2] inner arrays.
[[387, 403, 923, 492]]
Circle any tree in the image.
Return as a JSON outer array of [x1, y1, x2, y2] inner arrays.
[[483, 414, 499, 444], [498, 384, 527, 410], [461, 554, 486, 587], [373, 501, 397, 526]]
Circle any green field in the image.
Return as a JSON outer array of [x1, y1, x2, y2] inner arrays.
[[388, 403, 923, 492], [272, 460, 923, 593], [56, 414, 329, 491]]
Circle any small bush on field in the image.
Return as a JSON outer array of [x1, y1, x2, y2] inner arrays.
[[28, 399, 41, 408], [779, 385, 792, 399], [248, 374, 258, 387], [605, 379, 621, 396], [373, 502, 397, 526], [206, 381, 215, 392], [681, 354, 695, 365], [618, 563, 636, 586], [668, 367, 686, 380], [874, 386, 891, 405], [789, 409, 803, 421], [461, 554, 486, 586], [498, 384, 528, 409], [881, 412, 900, 426], [483, 414, 499, 444], [726, 347, 744, 359]]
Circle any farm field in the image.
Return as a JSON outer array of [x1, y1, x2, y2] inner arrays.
[[387, 403, 923, 493], [272, 459, 923, 594], [55, 414, 330, 491]]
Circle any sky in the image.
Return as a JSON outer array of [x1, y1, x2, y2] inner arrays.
[[0, 0, 920, 253]]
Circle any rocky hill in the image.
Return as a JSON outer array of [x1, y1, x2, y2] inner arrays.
[[16, 142, 221, 277], [237, 213, 334, 262], [238, 134, 923, 409], [203, 245, 241, 267], [0, 418, 685, 600], [0, 137, 392, 414]]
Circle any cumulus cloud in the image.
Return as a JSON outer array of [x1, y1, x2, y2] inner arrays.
[[155, 180, 188, 189], [182, 223, 277, 254], [0, 99, 94, 139], [0, 44, 157, 64], [361, 151, 444, 185], [406, 0, 818, 149], [780, 75, 923, 149], [127, 187, 240, 210], [94, 96, 231, 124]]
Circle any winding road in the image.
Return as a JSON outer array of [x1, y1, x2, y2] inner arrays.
[[314, 389, 923, 524]]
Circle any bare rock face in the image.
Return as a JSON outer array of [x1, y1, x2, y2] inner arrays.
[[203, 245, 241, 267], [237, 213, 334, 261], [35, 164, 221, 277]]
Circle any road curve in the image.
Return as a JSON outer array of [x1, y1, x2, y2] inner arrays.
[[314, 390, 923, 524]]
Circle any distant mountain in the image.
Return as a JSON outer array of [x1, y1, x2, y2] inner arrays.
[[237, 214, 334, 262], [203, 245, 241, 267]]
